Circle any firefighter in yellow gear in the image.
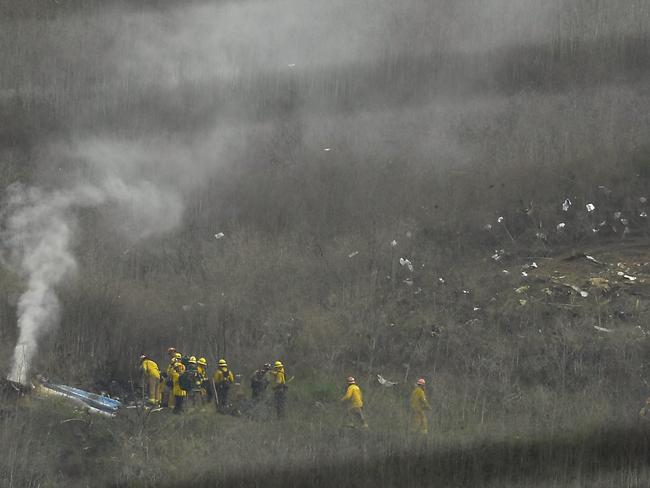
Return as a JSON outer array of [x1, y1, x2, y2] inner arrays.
[[410, 378, 431, 434], [170, 361, 187, 414], [213, 359, 235, 412], [270, 360, 287, 419], [197, 357, 208, 381], [166, 354, 184, 408], [196, 357, 210, 401], [341, 377, 368, 429], [140, 355, 161, 405], [160, 347, 177, 405]]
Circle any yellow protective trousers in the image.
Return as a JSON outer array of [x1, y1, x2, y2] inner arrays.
[[411, 411, 428, 434], [146, 375, 160, 404]]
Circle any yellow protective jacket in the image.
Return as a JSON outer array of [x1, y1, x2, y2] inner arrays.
[[197, 365, 207, 382], [213, 367, 234, 385], [167, 361, 184, 378], [142, 359, 160, 380], [170, 368, 187, 397], [410, 386, 431, 413], [341, 384, 363, 409], [271, 368, 285, 389]]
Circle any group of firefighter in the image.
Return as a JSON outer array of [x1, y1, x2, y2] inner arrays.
[[140, 348, 433, 434]]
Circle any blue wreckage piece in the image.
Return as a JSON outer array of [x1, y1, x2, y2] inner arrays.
[[40, 378, 122, 415]]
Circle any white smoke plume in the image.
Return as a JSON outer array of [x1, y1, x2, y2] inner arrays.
[[2, 174, 183, 384]]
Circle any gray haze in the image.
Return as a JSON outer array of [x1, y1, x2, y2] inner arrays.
[[1, 0, 649, 381]]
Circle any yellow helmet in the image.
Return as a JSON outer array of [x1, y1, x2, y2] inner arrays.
[[218, 359, 227, 367], [197, 357, 207, 366], [274, 360, 283, 368], [173, 352, 182, 359], [189, 356, 197, 364]]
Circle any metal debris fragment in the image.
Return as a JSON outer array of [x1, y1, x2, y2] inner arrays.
[[585, 255, 605, 266], [562, 199, 572, 212], [377, 374, 398, 387], [497, 216, 504, 223], [348, 251, 359, 258], [593, 325, 613, 333], [586, 203, 596, 212], [589, 277, 610, 290], [491, 249, 505, 261], [214, 232, 225, 240], [557, 222, 566, 231], [390, 240, 398, 247], [399, 258, 414, 272]]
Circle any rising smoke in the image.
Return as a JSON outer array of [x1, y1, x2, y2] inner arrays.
[[2, 163, 184, 383]]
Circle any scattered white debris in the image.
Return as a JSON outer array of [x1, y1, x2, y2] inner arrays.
[[438, 277, 445, 284], [483, 224, 493, 231], [473, 306, 481, 312], [641, 212, 648, 218], [403, 279, 414, 286], [622, 274, 638, 281], [640, 197, 648, 204], [502, 269, 510, 275], [414, 287, 423, 295], [348, 251, 359, 258], [390, 240, 398, 247], [614, 211, 622, 219], [399, 258, 414, 272], [519, 299, 527, 306], [197, 302, 205, 308], [497, 216, 504, 223], [621, 218, 629, 225], [521, 271, 528, 277], [586, 203, 596, 212], [535, 232, 546, 240], [214, 232, 225, 240], [462, 290, 470, 295], [491, 249, 504, 261], [562, 199, 572, 212], [287, 63, 296, 67], [556, 222, 566, 231], [599, 220, 607, 227], [377, 374, 398, 387], [594, 325, 613, 333], [567, 285, 589, 297], [323, 148, 332, 152]]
